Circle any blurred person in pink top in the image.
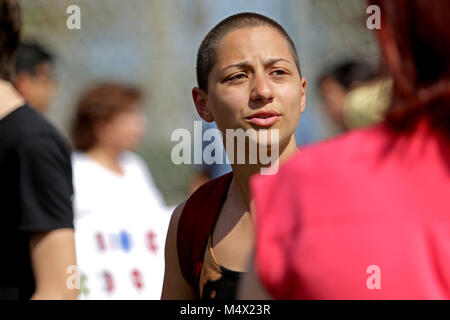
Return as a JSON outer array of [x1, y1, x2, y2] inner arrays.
[[240, 0, 450, 299]]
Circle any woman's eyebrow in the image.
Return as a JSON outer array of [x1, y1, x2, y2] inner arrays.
[[221, 60, 251, 72], [221, 57, 292, 73], [262, 57, 292, 67]]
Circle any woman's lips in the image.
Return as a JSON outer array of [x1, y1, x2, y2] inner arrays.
[[245, 112, 281, 127]]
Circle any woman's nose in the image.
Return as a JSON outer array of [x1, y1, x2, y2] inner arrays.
[[250, 72, 274, 104]]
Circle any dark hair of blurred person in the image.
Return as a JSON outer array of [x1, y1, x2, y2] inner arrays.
[[0, 0, 77, 300], [318, 60, 378, 130], [0, 0, 21, 82], [71, 83, 146, 175], [374, 0, 450, 140], [241, 0, 450, 299], [14, 42, 56, 114]]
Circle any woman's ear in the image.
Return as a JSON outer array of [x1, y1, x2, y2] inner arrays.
[[300, 77, 307, 113], [192, 87, 214, 122]]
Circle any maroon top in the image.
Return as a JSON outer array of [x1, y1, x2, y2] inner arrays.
[[177, 172, 233, 297]]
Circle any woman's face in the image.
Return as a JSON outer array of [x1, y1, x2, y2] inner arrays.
[[96, 105, 147, 152], [196, 26, 306, 148]]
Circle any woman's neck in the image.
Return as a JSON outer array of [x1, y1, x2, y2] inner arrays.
[[230, 134, 298, 207], [0, 80, 25, 120], [86, 146, 124, 175]]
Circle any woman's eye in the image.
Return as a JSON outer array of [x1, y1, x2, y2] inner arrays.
[[271, 69, 287, 76], [228, 73, 247, 81]]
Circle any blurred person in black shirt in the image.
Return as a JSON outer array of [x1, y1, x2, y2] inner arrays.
[[0, 0, 77, 300]]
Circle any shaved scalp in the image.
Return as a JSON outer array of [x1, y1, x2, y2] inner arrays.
[[196, 12, 302, 92]]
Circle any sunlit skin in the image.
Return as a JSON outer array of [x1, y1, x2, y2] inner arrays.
[[195, 26, 306, 155], [0, 79, 25, 120], [162, 25, 306, 299], [193, 25, 306, 202]]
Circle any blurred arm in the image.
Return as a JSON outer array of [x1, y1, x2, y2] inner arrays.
[[29, 228, 78, 300]]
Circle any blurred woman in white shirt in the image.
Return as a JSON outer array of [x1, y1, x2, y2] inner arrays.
[[70, 83, 169, 299]]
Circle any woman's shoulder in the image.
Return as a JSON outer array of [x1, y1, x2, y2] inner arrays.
[[71, 151, 91, 168], [178, 171, 233, 231], [184, 172, 233, 209], [118, 151, 153, 175], [120, 150, 144, 165]]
